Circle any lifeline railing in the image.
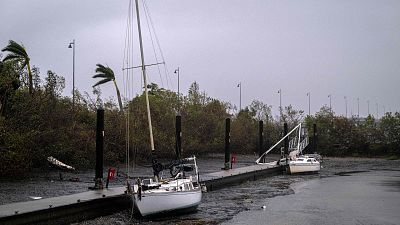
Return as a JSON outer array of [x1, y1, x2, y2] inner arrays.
[[255, 123, 309, 164]]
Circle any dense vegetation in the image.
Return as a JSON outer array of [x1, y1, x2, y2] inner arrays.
[[305, 107, 400, 157], [1, 40, 399, 177]]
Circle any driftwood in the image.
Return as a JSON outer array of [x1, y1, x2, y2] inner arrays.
[[47, 156, 75, 170]]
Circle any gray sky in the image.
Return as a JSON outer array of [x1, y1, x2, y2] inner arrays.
[[1, 0, 399, 118]]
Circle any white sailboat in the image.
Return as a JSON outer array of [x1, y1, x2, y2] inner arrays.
[[287, 155, 320, 174], [285, 124, 320, 174], [134, 157, 202, 216], [256, 123, 320, 174], [126, 0, 202, 217]]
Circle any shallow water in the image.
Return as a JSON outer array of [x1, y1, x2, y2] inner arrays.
[[1, 155, 399, 225], [225, 169, 400, 225], [76, 157, 400, 225]]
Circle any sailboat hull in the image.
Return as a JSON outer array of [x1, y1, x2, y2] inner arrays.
[[134, 189, 202, 217], [288, 162, 320, 174]]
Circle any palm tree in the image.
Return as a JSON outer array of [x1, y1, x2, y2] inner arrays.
[[1, 40, 33, 95], [93, 63, 123, 112]]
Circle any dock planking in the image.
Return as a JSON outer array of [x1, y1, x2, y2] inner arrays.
[[0, 187, 130, 225], [202, 163, 284, 191], [0, 163, 284, 225]]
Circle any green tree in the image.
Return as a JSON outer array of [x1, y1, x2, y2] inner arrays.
[[127, 85, 177, 157], [0, 60, 20, 115], [187, 81, 201, 105], [249, 100, 272, 122], [44, 70, 65, 98], [182, 97, 227, 154], [306, 106, 333, 155], [379, 112, 400, 155], [179, 82, 228, 155], [282, 104, 304, 129], [92, 64, 123, 112], [231, 108, 258, 154], [1, 40, 33, 95]]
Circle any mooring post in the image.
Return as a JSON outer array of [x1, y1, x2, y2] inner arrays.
[[284, 122, 288, 161], [313, 123, 317, 153], [176, 115, 182, 160], [94, 108, 104, 189], [258, 121, 264, 158], [224, 118, 231, 170]]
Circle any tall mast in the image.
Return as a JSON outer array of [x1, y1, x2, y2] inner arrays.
[[135, 0, 155, 151]]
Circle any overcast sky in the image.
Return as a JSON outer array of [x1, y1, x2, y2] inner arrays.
[[1, 0, 399, 118]]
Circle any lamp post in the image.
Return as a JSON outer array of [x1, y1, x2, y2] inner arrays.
[[307, 92, 310, 116], [68, 39, 75, 110], [357, 97, 360, 118], [328, 94, 332, 113], [237, 82, 242, 111], [278, 89, 282, 122], [344, 96, 347, 118], [174, 67, 180, 97]]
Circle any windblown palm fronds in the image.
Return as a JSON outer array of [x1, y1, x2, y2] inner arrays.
[[2, 40, 33, 94], [93, 63, 123, 112]]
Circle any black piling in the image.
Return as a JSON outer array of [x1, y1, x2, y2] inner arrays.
[[94, 108, 104, 189], [258, 121, 264, 157], [265, 122, 269, 157], [175, 115, 182, 160], [224, 118, 231, 170], [283, 122, 288, 157], [313, 123, 317, 153]]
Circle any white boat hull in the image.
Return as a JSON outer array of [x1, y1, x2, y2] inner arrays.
[[288, 162, 320, 174], [134, 188, 202, 216]]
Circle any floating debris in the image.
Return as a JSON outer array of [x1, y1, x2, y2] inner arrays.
[[29, 196, 42, 200], [47, 156, 75, 170]]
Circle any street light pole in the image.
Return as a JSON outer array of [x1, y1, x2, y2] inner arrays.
[[278, 89, 282, 122], [328, 94, 332, 113], [357, 97, 360, 118], [307, 92, 310, 116], [68, 39, 75, 110], [174, 67, 180, 97], [344, 96, 347, 118], [237, 82, 242, 111]]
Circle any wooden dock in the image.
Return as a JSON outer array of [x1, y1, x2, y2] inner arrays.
[[0, 164, 284, 225], [0, 187, 130, 225], [202, 163, 283, 191]]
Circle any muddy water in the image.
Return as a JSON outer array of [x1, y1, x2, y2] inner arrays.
[[1, 155, 399, 225], [225, 169, 400, 225]]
